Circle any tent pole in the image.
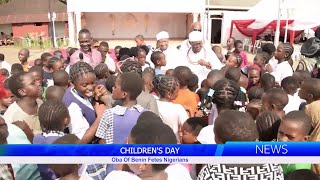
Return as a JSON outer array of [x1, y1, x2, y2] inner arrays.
[[284, 9, 289, 43], [274, 0, 282, 47], [230, 21, 234, 38]]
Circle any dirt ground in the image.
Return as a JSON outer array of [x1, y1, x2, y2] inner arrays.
[[0, 41, 256, 65]]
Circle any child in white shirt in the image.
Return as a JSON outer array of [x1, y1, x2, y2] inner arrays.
[[282, 76, 304, 114]]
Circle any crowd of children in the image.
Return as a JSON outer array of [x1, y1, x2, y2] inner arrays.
[[0, 28, 320, 180]]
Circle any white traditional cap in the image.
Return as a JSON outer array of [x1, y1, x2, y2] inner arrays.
[[156, 31, 169, 41], [189, 31, 203, 42]]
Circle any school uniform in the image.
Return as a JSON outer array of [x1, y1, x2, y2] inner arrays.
[[33, 132, 65, 180], [95, 105, 144, 174], [271, 61, 293, 85], [198, 164, 284, 179], [63, 87, 96, 140], [157, 101, 189, 141]]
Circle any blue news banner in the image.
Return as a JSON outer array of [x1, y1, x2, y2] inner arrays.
[[0, 142, 319, 164]]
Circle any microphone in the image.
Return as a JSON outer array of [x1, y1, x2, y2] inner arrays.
[[79, 53, 84, 61]]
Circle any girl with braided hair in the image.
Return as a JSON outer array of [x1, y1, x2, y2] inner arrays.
[[33, 100, 70, 180], [153, 75, 188, 141], [63, 61, 108, 144], [271, 43, 294, 85], [197, 79, 248, 144]]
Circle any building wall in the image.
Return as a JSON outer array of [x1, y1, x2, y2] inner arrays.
[[84, 12, 188, 40], [0, 24, 12, 34], [12, 22, 68, 38]]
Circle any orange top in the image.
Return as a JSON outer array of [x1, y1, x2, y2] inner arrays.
[[172, 88, 199, 117]]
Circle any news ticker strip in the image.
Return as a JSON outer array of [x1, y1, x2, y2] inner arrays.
[[1, 157, 320, 164], [0, 142, 319, 156]]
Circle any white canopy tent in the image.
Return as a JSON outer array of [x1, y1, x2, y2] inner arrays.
[[230, 0, 320, 46], [67, 0, 206, 46]]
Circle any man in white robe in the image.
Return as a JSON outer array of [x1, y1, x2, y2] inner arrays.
[[183, 31, 223, 83], [180, 22, 212, 55], [146, 31, 181, 70]]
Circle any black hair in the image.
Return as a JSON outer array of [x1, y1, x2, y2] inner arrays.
[[212, 45, 221, 52], [228, 53, 243, 68], [225, 67, 241, 82], [53, 70, 69, 87], [99, 41, 109, 48], [214, 110, 258, 143], [119, 55, 130, 61], [118, 47, 130, 60], [78, 28, 91, 36], [151, 51, 164, 66], [283, 111, 312, 135], [139, 45, 149, 55], [41, 52, 52, 62], [173, 66, 192, 87], [34, 58, 43, 67], [118, 72, 143, 100], [29, 65, 44, 76], [256, 52, 271, 64], [130, 122, 176, 171], [114, 45, 122, 50], [39, 100, 69, 132], [45, 85, 65, 101], [212, 79, 248, 110], [129, 47, 138, 57], [20, 48, 30, 56], [281, 76, 299, 95], [48, 56, 62, 70], [135, 34, 144, 41], [248, 87, 264, 101], [69, 61, 95, 83], [94, 63, 109, 79], [1, 68, 9, 77], [188, 74, 199, 92], [53, 50, 63, 59], [302, 78, 320, 100], [137, 111, 163, 125], [143, 67, 155, 76], [260, 73, 275, 91], [68, 48, 78, 57], [131, 47, 146, 58], [256, 111, 281, 141], [119, 58, 143, 77], [293, 70, 311, 85], [11, 63, 24, 74], [207, 70, 225, 88], [234, 40, 243, 47], [282, 42, 294, 60], [262, 43, 276, 56], [264, 88, 289, 110], [0, 53, 4, 61], [8, 72, 26, 98], [185, 117, 207, 136], [288, 169, 319, 180], [153, 75, 179, 98], [105, 75, 117, 93]]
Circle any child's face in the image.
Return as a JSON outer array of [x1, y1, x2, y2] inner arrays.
[[225, 56, 238, 68], [136, 52, 146, 66], [275, 44, 286, 61], [115, 48, 121, 59], [18, 50, 29, 63], [135, 38, 143, 46], [0, 90, 14, 108], [21, 73, 42, 98], [34, 60, 43, 67], [298, 82, 312, 103], [30, 71, 43, 88], [112, 76, 125, 100], [73, 72, 96, 98], [51, 61, 64, 72], [234, 43, 243, 53], [253, 55, 264, 67], [181, 122, 197, 144], [277, 120, 309, 142], [227, 38, 234, 47], [248, 69, 260, 85], [43, 56, 52, 67]]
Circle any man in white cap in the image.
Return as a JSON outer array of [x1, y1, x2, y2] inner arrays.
[[180, 22, 212, 55], [183, 31, 223, 83], [146, 31, 181, 70]]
